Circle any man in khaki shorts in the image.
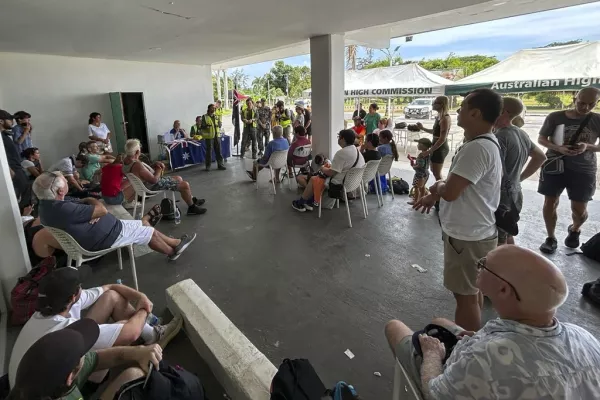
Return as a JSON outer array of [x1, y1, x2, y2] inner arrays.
[[413, 88, 503, 331]]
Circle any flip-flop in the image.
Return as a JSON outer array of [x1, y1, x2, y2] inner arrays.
[[145, 204, 162, 227], [246, 171, 256, 181]]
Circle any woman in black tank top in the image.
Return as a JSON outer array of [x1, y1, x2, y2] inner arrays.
[[415, 96, 452, 181], [23, 219, 64, 266]]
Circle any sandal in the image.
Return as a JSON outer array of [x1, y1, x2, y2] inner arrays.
[[145, 205, 162, 227]]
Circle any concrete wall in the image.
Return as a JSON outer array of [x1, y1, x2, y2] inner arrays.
[[0, 52, 213, 164]]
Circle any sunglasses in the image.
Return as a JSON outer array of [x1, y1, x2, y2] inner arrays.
[[477, 257, 521, 301]]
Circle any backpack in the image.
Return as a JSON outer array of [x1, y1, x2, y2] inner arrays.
[[160, 197, 181, 221], [392, 178, 410, 195], [11, 256, 56, 325], [582, 278, 600, 307], [325, 382, 360, 400], [271, 359, 327, 400], [581, 232, 600, 262], [115, 361, 205, 400]]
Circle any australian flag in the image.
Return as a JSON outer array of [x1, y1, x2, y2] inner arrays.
[[168, 140, 203, 169]]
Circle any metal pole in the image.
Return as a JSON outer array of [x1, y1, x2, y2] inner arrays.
[[267, 79, 270, 106], [387, 57, 392, 116], [215, 69, 222, 102], [223, 69, 229, 109]]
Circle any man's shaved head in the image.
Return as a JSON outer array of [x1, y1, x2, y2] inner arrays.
[[502, 97, 524, 119], [478, 246, 568, 320], [574, 87, 600, 115]]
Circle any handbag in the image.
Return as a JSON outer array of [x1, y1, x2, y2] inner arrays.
[[471, 136, 520, 236], [542, 112, 593, 175], [328, 149, 360, 199]]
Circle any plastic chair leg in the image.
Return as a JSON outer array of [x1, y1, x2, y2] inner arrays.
[[362, 180, 369, 217], [67, 257, 73, 268], [140, 195, 147, 219], [270, 167, 276, 194], [376, 175, 383, 207], [128, 245, 139, 290], [344, 190, 352, 228], [117, 248, 123, 271], [377, 173, 384, 205], [318, 201, 322, 218], [76, 257, 83, 268], [389, 172, 395, 199]]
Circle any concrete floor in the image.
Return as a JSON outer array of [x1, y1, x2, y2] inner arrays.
[[81, 156, 600, 400]]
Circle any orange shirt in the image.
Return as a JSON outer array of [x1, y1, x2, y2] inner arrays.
[[352, 125, 367, 145]]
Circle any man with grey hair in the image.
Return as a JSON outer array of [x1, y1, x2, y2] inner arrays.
[[385, 245, 600, 400], [246, 125, 289, 181], [33, 172, 196, 261]]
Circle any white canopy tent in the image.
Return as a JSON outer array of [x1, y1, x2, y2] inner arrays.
[[446, 41, 600, 95], [303, 63, 453, 98]]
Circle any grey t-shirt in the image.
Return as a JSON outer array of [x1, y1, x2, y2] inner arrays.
[[430, 318, 600, 399], [39, 199, 122, 251], [495, 125, 534, 194], [539, 110, 600, 174]]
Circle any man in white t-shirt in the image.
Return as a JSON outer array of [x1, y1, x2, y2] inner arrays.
[[47, 156, 86, 192], [292, 129, 365, 212], [413, 88, 503, 331], [9, 267, 181, 387]]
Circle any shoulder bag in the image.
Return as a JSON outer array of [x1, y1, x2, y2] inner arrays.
[[543, 112, 593, 175], [328, 149, 360, 199], [471, 135, 520, 236]]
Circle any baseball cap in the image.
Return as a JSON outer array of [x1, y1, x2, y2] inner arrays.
[[414, 137, 433, 148], [295, 100, 305, 109], [11, 318, 100, 398], [36, 267, 81, 315], [0, 109, 14, 120]]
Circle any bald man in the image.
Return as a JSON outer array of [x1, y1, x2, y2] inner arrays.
[[494, 97, 546, 244], [385, 245, 600, 400], [538, 87, 600, 254]]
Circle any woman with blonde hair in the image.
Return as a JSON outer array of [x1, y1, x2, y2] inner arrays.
[[415, 95, 451, 181]]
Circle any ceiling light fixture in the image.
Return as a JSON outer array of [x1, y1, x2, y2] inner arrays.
[[169, 1, 174, 4], [493, 1, 507, 5]]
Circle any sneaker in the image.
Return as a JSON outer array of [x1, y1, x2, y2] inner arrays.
[[155, 315, 184, 349], [565, 225, 581, 249], [169, 233, 197, 261], [312, 201, 320, 209], [292, 200, 306, 212], [122, 200, 140, 210], [192, 196, 206, 206], [539, 237, 558, 254], [187, 204, 207, 216], [218, 165, 227, 171], [303, 202, 314, 211], [246, 170, 256, 181]]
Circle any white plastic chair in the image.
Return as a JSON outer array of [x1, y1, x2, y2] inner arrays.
[[392, 359, 423, 400], [332, 166, 366, 228], [404, 131, 422, 155], [377, 155, 395, 202], [126, 173, 174, 219], [290, 145, 312, 183], [256, 150, 289, 194], [362, 159, 382, 211], [46, 227, 139, 290]]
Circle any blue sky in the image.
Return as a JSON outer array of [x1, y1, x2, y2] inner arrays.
[[238, 1, 600, 79]]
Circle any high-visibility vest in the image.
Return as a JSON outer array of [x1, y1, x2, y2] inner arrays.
[[279, 109, 292, 128], [215, 108, 224, 126], [190, 124, 202, 140], [200, 114, 219, 139], [241, 106, 257, 128]]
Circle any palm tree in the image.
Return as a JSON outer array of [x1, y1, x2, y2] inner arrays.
[[346, 45, 357, 70]]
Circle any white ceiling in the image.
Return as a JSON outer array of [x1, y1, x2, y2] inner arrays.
[[0, 0, 594, 67]]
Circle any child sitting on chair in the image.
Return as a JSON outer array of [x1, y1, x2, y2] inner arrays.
[[408, 138, 432, 206]]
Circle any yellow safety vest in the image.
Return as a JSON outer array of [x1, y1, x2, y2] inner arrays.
[[190, 124, 202, 140], [215, 108, 224, 126], [200, 114, 219, 139], [241, 106, 257, 128], [279, 109, 292, 128]]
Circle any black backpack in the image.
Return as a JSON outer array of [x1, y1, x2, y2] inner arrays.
[[115, 362, 205, 400], [582, 278, 600, 307], [392, 178, 410, 195], [580, 232, 600, 262], [271, 359, 327, 400], [160, 197, 181, 221]]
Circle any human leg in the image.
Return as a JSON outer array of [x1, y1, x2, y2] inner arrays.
[[85, 289, 136, 323], [213, 136, 225, 167], [99, 367, 145, 400], [264, 126, 271, 149], [384, 319, 413, 356], [542, 196, 560, 238], [176, 180, 194, 206], [204, 137, 213, 169], [257, 128, 265, 153], [250, 128, 258, 158], [384, 320, 423, 395], [430, 162, 444, 181], [453, 294, 481, 332], [241, 127, 249, 157]]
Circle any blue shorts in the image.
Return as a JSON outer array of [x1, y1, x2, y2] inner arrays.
[[148, 176, 179, 191], [102, 191, 124, 205]]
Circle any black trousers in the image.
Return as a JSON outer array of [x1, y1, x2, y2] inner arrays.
[[257, 126, 270, 152], [204, 136, 224, 168], [241, 127, 257, 158]]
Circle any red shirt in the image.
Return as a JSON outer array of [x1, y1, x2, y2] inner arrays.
[[288, 136, 312, 166], [101, 163, 124, 197]]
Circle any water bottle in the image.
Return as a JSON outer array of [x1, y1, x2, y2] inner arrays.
[[116, 279, 122, 285], [146, 313, 160, 326], [174, 207, 181, 225]]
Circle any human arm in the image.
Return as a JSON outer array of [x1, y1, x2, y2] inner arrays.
[[132, 161, 160, 185], [98, 154, 115, 163], [88, 125, 106, 142], [537, 114, 578, 156], [416, 122, 434, 134], [26, 166, 41, 177], [419, 335, 446, 400], [95, 343, 162, 373], [66, 174, 85, 191], [80, 197, 108, 219], [14, 125, 31, 144], [520, 144, 547, 182], [101, 284, 153, 312]]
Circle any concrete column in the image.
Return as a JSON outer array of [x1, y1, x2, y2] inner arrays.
[[310, 34, 345, 158], [223, 69, 229, 109], [0, 137, 31, 306], [215, 69, 222, 102]]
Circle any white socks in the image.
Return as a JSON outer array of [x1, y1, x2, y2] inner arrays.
[[140, 323, 158, 344]]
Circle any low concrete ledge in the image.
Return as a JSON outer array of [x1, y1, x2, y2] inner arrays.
[[166, 279, 277, 400]]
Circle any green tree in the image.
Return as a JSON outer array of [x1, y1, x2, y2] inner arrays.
[[229, 69, 250, 89], [254, 61, 311, 99], [542, 39, 583, 48]]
